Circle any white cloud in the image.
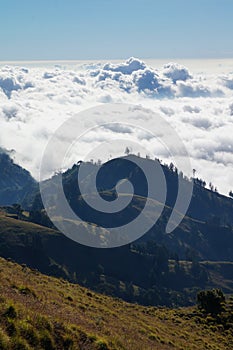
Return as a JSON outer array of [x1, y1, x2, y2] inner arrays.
[[0, 58, 232, 195], [220, 75, 233, 90], [181, 115, 212, 129], [229, 102, 233, 116], [160, 106, 175, 116], [183, 105, 201, 114], [103, 57, 146, 75], [162, 62, 192, 83]]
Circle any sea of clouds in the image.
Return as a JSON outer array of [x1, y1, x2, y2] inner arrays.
[[0, 57, 232, 195]]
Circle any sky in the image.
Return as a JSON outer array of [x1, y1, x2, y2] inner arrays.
[[0, 1, 232, 197], [0, 0, 233, 60]]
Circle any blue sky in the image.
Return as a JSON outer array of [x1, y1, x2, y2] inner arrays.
[[0, 0, 233, 60]]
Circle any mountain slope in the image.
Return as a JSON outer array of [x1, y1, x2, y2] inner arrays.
[[31, 155, 233, 262], [1, 211, 233, 307], [1, 154, 233, 306], [0, 151, 37, 206], [0, 257, 233, 350], [33, 155, 233, 229]]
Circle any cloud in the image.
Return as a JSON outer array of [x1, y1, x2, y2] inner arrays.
[[220, 75, 233, 90], [162, 62, 192, 83], [133, 69, 170, 95], [177, 81, 212, 98], [181, 115, 212, 129], [0, 66, 35, 98], [93, 59, 174, 96], [73, 76, 86, 85], [2, 104, 18, 120], [183, 105, 201, 113], [160, 106, 175, 116], [229, 102, 233, 116], [0, 76, 21, 98], [102, 124, 133, 134], [103, 57, 146, 75], [90, 58, 225, 99], [0, 58, 232, 196]]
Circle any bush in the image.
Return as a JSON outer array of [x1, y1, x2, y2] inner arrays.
[[4, 305, 17, 319], [197, 289, 225, 315], [96, 339, 109, 350], [63, 335, 74, 349], [6, 319, 17, 336]]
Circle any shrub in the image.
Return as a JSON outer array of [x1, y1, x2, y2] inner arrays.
[[96, 338, 109, 350], [17, 286, 37, 298], [197, 289, 225, 315], [6, 319, 17, 336], [4, 305, 17, 319], [63, 335, 74, 349]]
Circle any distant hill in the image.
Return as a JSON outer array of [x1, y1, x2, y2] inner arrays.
[[30, 155, 233, 260], [1, 257, 233, 350], [0, 151, 37, 206], [35, 155, 233, 225]]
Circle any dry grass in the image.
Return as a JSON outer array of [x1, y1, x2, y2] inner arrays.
[[0, 258, 232, 349]]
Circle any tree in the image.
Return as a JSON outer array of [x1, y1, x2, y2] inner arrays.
[[209, 182, 214, 191], [229, 191, 233, 198], [12, 203, 22, 218], [194, 178, 206, 188], [169, 162, 175, 172], [197, 289, 225, 315], [124, 147, 130, 156]]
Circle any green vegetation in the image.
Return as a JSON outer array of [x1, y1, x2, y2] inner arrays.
[[1, 153, 233, 348], [197, 289, 225, 315], [1, 211, 233, 308], [0, 257, 233, 350]]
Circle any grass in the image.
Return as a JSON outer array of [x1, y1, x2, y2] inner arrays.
[[0, 257, 233, 349], [0, 212, 57, 236]]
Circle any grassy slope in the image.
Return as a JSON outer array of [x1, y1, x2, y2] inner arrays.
[[0, 257, 233, 350], [0, 211, 57, 236], [1, 213, 233, 302]]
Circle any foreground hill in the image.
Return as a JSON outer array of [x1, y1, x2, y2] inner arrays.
[[0, 257, 233, 350]]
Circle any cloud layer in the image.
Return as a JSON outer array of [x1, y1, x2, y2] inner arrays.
[[0, 58, 232, 195]]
